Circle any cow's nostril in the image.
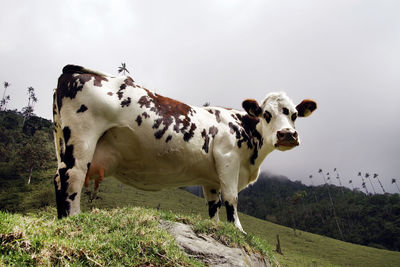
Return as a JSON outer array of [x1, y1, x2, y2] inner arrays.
[[277, 131, 285, 139], [293, 132, 298, 138]]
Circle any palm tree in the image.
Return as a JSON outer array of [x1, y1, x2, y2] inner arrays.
[[1, 81, 11, 110], [118, 63, 130, 76], [373, 173, 386, 194], [308, 174, 314, 185], [333, 168, 345, 195], [348, 178, 354, 190], [365, 173, 376, 194], [308, 174, 319, 200], [318, 168, 344, 240], [22, 86, 37, 126], [359, 172, 369, 194], [308, 174, 324, 223], [326, 172, 331, 184], [392, 179, 400, 193]]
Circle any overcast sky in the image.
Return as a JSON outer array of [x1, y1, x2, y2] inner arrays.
[[1, 0, 399, 193]]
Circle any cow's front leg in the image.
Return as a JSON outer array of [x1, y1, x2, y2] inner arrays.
[[221, 185, 245, 233], [214, 151, 246, 233], [203, 186, 222, 221]]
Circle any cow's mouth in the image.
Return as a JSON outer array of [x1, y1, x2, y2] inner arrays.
[[274, 140, 299, 149]]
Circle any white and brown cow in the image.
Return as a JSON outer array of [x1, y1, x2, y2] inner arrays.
[[53, 65, 317, 232]]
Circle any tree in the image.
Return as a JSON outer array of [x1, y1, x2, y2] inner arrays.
[[359, 172, 369, 194], [318, 168, 344, 240], [118, 63, 130, 76], [22, 86, 37, 126], [365, 172, 376, 194], [348, 177, 354, 190], [392, 179, 400, 193], [374, 173, 386, 194], [0, 81, 11, 111], [15, 131, 54, 184], [288, 190, 307, 236], [333, 168, 345, 195]]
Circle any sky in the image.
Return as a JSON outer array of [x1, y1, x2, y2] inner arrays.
[[1, 0, 399, 193]]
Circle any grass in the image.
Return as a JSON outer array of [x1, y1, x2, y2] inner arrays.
[[80, 177, 400, 267], [1, 204, 274, 266], [1, 207, 206, 266], [2, 174, 400, 266]]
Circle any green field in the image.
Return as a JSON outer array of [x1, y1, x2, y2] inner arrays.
[[78, 177, 400, 267], [2, 174, 400, 266]]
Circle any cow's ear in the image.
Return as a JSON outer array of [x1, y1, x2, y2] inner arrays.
[[242, 99, 262, 117], [296, 99, 317, 117]]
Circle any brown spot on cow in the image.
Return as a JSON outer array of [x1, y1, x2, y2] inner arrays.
[[136, 115, 142, 126], [138, 90, 196, 141], [93, 75, 108, 87], [209, 126, 218, 137], [57, 72, 91, 111], [183, 123, 197, 142], [107, 92, 113, 96], [138, 95, 151, 109], [76, 104, 88, 113], [228, 114, 263, 164], [142, 112, 150, 119], [117, 84, 125, 100], [121, 97, 131, 108], [124, 77, 135, 86], [201, 129, 210, 153], [116, 78, 135, 100], [214, 110, 221, 123]]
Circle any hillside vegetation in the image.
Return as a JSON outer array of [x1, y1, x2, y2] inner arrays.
[[188, 173, 400, 251], [2, 174, 399, 267], [1, 206, 274, 266], [237, 174, 400, 251]]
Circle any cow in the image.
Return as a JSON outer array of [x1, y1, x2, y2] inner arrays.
[[53, 65, 317, 232]]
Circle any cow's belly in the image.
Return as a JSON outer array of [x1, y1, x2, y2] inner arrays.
[[89, 126, 219, 190]]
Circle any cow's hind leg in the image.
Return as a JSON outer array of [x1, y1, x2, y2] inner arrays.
[[203, 186, 222, 221], [54, 127, 101, 218]]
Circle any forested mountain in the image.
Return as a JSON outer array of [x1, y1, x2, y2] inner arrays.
[[187, 173, 400, 251]]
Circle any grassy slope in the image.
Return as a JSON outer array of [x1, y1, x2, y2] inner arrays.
[[2, 172, 399, 267], [80, 177, 400, 267], [1, 206, 275, 266]]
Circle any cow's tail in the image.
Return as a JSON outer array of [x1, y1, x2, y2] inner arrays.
[[52, 89, 64, 165]]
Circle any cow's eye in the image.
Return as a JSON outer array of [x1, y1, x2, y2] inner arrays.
[[291, 113, 298, 121], [282, 107, 289, 115], [264, 110, 272, 123]]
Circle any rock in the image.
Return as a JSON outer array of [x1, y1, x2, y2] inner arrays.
[[159, 220, 273, 267]]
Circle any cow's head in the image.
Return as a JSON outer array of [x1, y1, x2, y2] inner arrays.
[[242, 92, 317, 151]]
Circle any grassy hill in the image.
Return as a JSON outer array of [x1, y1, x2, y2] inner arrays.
[[1, 206, 275, 266], [3, 171, 398, 267], [83, 177, 400, 267]]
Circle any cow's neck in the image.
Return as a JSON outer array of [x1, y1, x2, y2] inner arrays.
[[252, 120, 275, 167]]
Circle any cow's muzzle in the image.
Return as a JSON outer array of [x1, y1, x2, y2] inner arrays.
[[274, 128, 299, 148]]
